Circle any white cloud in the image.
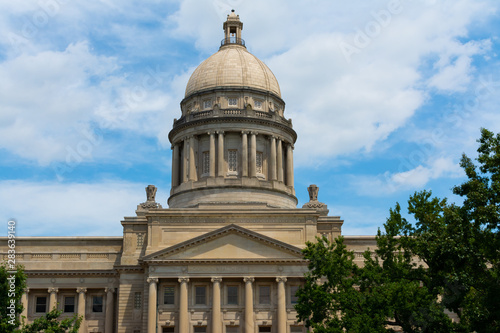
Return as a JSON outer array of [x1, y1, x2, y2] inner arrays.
[[0, 180, 170, 236], [0, 39, 179, 166], [260, 0, 495, 165], [351, 156, 464, 196]]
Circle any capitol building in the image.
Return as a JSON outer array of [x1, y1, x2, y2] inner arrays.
[[2, 11, 375, 333]]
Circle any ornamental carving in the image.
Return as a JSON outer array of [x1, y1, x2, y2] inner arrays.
[[138, 185, 163, 210], [302, 184, 329, 216], [146, 185, 157, 202]]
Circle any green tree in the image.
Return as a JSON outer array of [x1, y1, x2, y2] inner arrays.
[[18, 308, 81, 333], [1, 263, 81, 333], [0, 263, 26, 332], [296, 128, 500, 332]]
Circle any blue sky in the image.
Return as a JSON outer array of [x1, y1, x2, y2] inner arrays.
[[1, 0, 500, 236]]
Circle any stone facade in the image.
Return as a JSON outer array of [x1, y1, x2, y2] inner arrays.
[[0, 11, 375, 333]]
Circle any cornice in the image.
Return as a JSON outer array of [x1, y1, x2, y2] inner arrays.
[[26, 270, 118, 277], [169, 116, 296, 143], [114, 265, 145, 273], [146, 259, 308, 265]]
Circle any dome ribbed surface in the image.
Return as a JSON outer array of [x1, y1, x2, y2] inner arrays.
[[185, 45, 281, 98]]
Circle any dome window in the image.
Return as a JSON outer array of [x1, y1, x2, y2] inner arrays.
[[254, 100, 262, 109], [256, 152, 263, 174], [228, 98, 238, 106], [203, 100, 212, 109], [228, 150, 238, 174], [202, 151, 210, 176]]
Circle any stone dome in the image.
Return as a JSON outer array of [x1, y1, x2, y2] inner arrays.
[[168, 11, 296, 210], [185, 45, 281, 98]]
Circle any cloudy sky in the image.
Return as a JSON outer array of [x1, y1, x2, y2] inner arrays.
[[1, 0, 499, 236]]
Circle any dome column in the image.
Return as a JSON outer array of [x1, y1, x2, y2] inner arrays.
[[286, 143, 294, 187], [217, 131, 225, 177], [171, 144, 180, 187], [270, 136, 277, 180], [241, 131, 248, 177], [249, 132, 257, 177], [277, 139, 284, 182], [182, 138, 188, 183], [188, 136, 197, 181], [209, 132, 216, 178]]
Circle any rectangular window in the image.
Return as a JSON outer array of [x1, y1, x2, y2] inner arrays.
[[92, 296, 103, 312], [163, 328, 175, 333], [259, 327, 272, 333], [195, 286, 206, 305], [203, 100, 212, 109], [290, 285, 300, 304], [64, 296, 75, 313], [202, 151, 210, 175], [226, 326, 239, 333], [35, 296, 47, 313], [259, 285, 271, 304], [194, 327, 206, 333], [254, 100, 262, 109], [290, 326, 304, 333], [134, 292, 142, 309], [228, 98, 238, 106], [256, 152, 263, 174], [164, 286, 175, 305], [227, 285, 238, 305], [228, 150, 237, 172]]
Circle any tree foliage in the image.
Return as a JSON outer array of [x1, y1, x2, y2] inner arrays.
[[1, 264, 81, 333], [296, 128, 500, 332], [0, 263, 26, 332], [18, 308, 81, 333]]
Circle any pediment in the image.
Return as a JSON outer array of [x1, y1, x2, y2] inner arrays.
[[142, 224, 304, 262]]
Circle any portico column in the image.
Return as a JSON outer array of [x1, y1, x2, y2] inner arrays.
[[182, 138, 188, 183], [21, 287, 29, 323], [217, 131, 225, 177], [179, 277, 190, 333], [48, 287, 58, 310], [105, 288, 115, 333], [172, 144, 180, 187], [243, 277, 255, 333], [147, 278, 158, 333], [277, 139, 283, 182], [211, 277, 222, 333], [286, 144, 294, 187], [209, 132, 216, 178], [77, 288, 87, 333], [276, 277, 287, 333], [188, 136, 197, 181], [249, 132, 257, 177], [270, 136, 277, 180], [241, 131, 248, 177]]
